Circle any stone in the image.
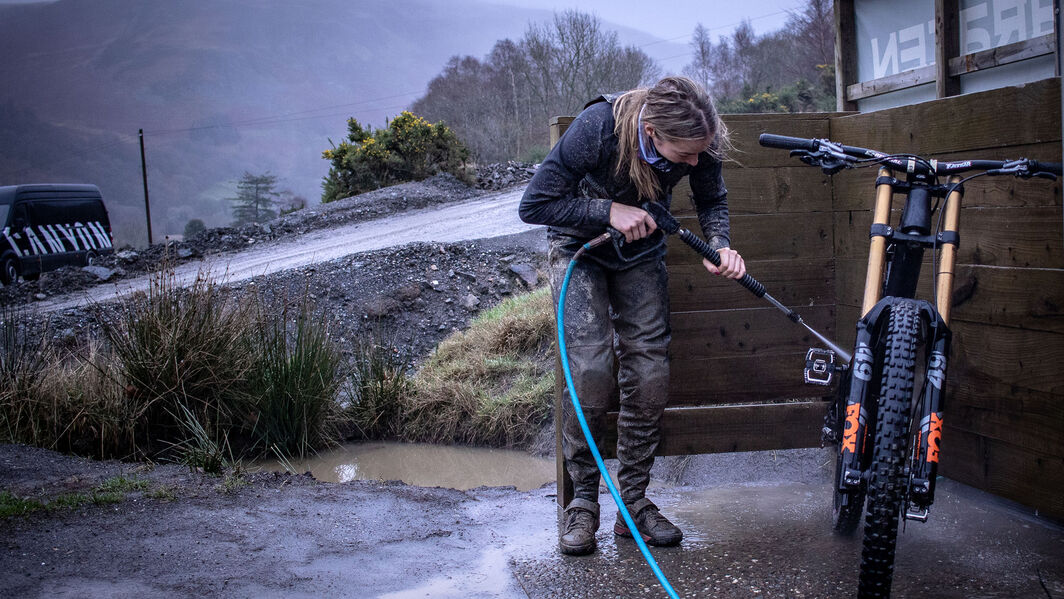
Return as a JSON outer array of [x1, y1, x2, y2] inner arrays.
[[508, 263, 538, 288], [81, 265, 116, 281], [460, 293, 481, 310]]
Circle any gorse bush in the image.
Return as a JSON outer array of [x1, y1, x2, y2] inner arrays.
[[321, 111, 471, 203]]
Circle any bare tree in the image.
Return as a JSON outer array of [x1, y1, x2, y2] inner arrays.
[[684, 24, 714, 93], [411, 9, 657, 162]]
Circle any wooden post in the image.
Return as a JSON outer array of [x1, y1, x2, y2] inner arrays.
[[834, 0, 858, 111], [935, 0, 961, 98], [550, 116, 574, 148], [138, 129, 153, 246]]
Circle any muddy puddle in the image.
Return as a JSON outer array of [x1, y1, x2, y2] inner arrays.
[[257, 441, 556, 491]]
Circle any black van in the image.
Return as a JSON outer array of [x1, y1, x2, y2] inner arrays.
[[0, 184, 114, 285]]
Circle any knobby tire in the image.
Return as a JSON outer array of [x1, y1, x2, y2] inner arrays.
[[858, 301, 921, 598]]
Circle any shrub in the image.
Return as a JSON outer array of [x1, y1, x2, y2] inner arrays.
[[104, 268, 257, 460], [184, 218, 206, 238], [321, 111, 471, 203]]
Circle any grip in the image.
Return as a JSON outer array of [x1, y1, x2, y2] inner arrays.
[[1030, 160, 1063, 176], [758, 133, 818, 151], [678, 229, 766, 298]]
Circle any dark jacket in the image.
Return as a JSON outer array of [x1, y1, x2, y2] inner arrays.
[[518, 96, 732, 253]]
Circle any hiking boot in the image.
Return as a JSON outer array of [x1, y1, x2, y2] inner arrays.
[[613, 498, 682, 547], [559, 498, 599, 555]]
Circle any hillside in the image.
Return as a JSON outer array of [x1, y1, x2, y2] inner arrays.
[[0, 0, 685, 245]]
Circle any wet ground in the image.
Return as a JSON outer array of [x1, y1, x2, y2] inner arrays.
[[1, 443, 1061, 598]]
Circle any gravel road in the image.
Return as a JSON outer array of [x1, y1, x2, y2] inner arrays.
[[33, 186, 532, 314]]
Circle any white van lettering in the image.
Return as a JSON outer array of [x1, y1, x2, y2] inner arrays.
[[54, 223, 81, 251], [74, 223, 97, 250], [2, 227, 24, 257], [39, 225, 66, 253], [87, 221, 112, 249], [24, 226, 48, 255]]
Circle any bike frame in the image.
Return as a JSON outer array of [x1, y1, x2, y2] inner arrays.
[[837, 167, 965, 519]]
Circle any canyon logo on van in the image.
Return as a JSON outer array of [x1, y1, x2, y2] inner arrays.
[[0, 184, 114, 285]]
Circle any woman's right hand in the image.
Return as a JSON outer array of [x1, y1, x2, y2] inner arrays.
[[608, 203, 657, 243]]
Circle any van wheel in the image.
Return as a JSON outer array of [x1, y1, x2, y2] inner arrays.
[[0, 252, 18, 285], [84, 250, 99, 266]]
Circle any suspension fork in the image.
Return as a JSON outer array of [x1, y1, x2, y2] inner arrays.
[[907, 324, 951, 517], [836, 168, 896, 493], [906, 176, 962, 519], [861, 167, 894, 317]]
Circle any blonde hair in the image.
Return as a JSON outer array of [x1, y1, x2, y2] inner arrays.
[[613, 76, 729, 201]]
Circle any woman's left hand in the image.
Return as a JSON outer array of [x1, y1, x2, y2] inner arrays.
[[703, 247, 746, 279]]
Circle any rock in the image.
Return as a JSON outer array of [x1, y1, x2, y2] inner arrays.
[[81, 265, 116, 282], [364, 295, 400, 318], [508, 263, 539, 288], [395, 284, 422, 303], [115, 250, 139, 261], [177, 248, 193, 259], [460, 294, 481, 311], [34, 293, 47, 300]]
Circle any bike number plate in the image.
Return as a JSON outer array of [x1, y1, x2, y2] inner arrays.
[[804, 348, 836, 386]]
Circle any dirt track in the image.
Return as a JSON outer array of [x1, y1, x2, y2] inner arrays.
[[32, 186, 531, 314]]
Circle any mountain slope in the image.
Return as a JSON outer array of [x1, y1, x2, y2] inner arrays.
[[0, 0, 685, 244]]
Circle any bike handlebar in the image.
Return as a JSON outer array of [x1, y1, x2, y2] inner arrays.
[[757, 133, 1062, 178]]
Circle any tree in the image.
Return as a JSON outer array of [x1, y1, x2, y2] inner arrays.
[[410, 9, 657, 162], [684, 0, 835, 114], [227, 172, 279, 226]]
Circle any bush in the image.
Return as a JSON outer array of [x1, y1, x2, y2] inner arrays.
[[104, 268, 257, 459], [343, 332, 411, 440], [321, 111, 471, 203], [184, 218, 206, 238]]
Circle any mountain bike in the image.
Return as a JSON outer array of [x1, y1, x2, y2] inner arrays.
[[758, 133, 1061, 598]]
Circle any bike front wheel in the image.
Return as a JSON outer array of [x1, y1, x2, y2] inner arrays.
[[859, 300, 922, 598]]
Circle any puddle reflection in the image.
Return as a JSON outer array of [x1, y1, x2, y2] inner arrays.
[[258, 441, 556, 491]]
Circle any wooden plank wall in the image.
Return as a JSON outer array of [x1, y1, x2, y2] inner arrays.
[[829, 78, 1063, 519]]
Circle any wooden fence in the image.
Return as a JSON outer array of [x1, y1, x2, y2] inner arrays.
[[550, 77, 1062, 519]]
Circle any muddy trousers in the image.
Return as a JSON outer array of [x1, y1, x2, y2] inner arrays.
[[549, 241, 671, 506]]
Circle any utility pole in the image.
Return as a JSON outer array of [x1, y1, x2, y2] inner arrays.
[[139, 128, 154, 245]]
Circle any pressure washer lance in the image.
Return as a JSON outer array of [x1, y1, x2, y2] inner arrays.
[[602, 201, 852, 364]]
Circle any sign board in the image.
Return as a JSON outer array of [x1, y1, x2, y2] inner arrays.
[[853, 0, 1056, 110]]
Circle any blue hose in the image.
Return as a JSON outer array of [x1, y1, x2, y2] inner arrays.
[[557, 245, 681, 599]]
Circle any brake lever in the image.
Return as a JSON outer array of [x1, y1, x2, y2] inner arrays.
[[987, 159, 1058, 180], [790, 147, 854, 175]]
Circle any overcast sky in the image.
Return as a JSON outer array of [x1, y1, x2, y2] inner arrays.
[[487, 0, 808, 41]]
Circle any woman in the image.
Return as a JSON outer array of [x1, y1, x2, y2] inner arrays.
[[519, 76, 746, 556]]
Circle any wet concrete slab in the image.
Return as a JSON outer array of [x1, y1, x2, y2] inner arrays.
[[508, 479, 1064, 598]]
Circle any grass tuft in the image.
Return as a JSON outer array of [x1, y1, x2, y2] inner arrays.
[[402, 287, 555, 447]]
